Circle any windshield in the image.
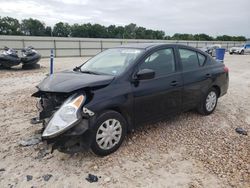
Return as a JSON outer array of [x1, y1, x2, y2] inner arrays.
[[80, 48, 143, 75]]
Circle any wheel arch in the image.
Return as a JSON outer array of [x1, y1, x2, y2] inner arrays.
[[107, 106, 133, 132], [212, 85, 221, 97]]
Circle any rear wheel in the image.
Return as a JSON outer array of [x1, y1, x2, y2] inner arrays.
[[240, 50, 244, 55], [229, 52, 233, 55], [197, 88, 218, 115], [90, 111, 127, 156]]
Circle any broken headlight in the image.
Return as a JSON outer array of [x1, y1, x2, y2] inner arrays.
[[42, 94, 85, 138]]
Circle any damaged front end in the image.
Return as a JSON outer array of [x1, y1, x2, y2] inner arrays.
[[32, 90, 95, 153]]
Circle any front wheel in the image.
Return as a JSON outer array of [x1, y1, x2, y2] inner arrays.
[[197, 88, 218, 115], [90, 111, 127, 156], [240, 50, 244, 55]]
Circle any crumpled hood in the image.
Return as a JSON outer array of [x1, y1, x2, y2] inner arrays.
[[37, 70, 115, 93]]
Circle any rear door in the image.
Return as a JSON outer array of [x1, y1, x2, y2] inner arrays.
[[177, 48, 212, 111], [132, 47, 182, 125]]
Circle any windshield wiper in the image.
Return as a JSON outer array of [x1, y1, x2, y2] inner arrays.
[[80, 70, 100, 75], [73, 66, 81, 71], [73, 66, 98, 75]]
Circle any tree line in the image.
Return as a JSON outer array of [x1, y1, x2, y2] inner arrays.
[[0, 16, 247, 41]]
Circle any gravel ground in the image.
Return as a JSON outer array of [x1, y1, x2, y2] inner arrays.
[[0, 54, 249, 188]]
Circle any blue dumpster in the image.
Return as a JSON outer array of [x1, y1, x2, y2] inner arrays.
[[215, 48, 226, 62]]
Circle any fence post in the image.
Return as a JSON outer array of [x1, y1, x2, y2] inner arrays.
[[22, 39, 25, 48], [53, 40, 56, 57], [50, 49, 54, 75], [100, 40, 103, 51], [79, 40, 81, 57]]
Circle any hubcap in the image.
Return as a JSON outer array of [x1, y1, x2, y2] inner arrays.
[[206, 91, 217, 112], [96, 119, 122, 150]]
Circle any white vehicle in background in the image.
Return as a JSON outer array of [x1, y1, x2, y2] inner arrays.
[[229, 44, 250, 55]]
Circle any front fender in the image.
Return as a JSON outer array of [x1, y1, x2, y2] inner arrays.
[[84, 83, 134, 130]]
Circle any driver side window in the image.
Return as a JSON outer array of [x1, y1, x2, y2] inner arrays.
[[139, 48, 175, 77]]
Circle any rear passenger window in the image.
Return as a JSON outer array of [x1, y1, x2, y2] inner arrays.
[[179, 49, 201, 71], [197, 53, 206, 66]]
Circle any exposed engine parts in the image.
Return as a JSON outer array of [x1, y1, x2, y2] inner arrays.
[[82, 107, 95, 116]]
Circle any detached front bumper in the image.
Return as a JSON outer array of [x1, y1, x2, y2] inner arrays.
[[32, 91, 96, 152], [43, 118, 92, 153]]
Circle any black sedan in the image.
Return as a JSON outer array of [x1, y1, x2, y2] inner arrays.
[[32, 43, 229, 156]]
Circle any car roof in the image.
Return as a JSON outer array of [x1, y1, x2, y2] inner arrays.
[[116, 43, 209, 57], [119, 43, 161, 49], [118, 43, 197, 50]]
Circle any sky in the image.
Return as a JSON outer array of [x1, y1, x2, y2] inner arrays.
[[0, 0, 249, 37]]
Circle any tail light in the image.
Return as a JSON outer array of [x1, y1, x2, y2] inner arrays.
[[224, 66, 229, 73]]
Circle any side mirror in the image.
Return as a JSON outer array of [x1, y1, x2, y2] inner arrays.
[[136, 69, 155, 80]]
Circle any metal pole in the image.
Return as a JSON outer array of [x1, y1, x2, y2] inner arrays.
[[100, 40, 103, 51], [53, 40, 56, 57], [79, 40, 81, 57], [50, 49, 54, 75], [22, 39, 25, 48]]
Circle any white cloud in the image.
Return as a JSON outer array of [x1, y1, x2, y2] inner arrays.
[[0, 0, 54, 16], [52, 0, 89, 5], [0, 0, 249, 37]]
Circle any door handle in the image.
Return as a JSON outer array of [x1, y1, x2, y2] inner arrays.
[[170, 81, 178, 86], [206, 73, 212, 78]]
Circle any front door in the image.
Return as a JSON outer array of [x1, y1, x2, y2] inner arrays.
[[132, 47, 182, 125]]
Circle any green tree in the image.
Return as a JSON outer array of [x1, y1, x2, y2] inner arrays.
[[216, 35, 232, 41], [172, 33, 195, 40], [135, 27, 146, 39], [0, 16, 22, 35], [0, 16, 247, 41], [144, 29, 154, 39], [114, 26, 125, 38], [152, 30, 165, 39], [53, 22, 71, 37], [45, 26, 52, 36], [164, 35, 171, 40], [21, 18, 46, 36], [71, 24, 89, 37], [231, 36, 246, 41], [106, 25, 117, 38], [89, 24, 107, 38], [194, 33, 214, 41], [124, 23, 137, 39]]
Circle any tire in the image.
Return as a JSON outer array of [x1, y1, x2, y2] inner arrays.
[[229, 52, 233, 55], [22, 63, 40, 70], [90, 110, 127, 156], [197, 88, 218, 115], [240, 50, 244, 55]]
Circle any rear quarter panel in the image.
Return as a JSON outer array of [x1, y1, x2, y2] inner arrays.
[[202, 61, 229, 97]]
